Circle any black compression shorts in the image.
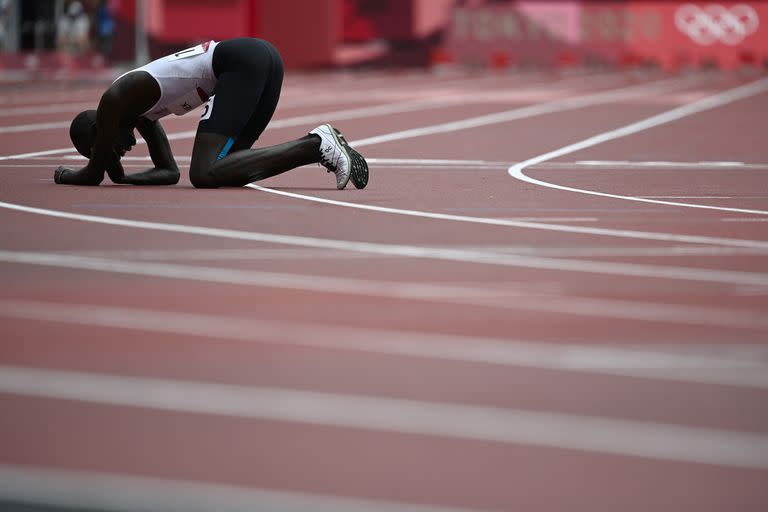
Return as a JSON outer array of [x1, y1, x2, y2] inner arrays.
[[197, 38, 284, 157]]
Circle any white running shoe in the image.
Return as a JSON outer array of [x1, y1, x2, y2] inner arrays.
[[310, 123, 351, 190], [332, 127, 369, 189]]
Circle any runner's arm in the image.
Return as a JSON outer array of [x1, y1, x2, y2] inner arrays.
[[54, 90, 124, 185], [119, 118, 180, 186]]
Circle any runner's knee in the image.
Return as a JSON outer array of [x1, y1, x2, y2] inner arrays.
[[189, 160, 218, 188], [189, 132, 229, 188]]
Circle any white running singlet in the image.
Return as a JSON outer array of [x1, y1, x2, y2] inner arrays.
[[116, 40, 219, 121]]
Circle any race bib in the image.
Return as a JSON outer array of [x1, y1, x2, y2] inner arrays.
[[168, 41, 211, 61]]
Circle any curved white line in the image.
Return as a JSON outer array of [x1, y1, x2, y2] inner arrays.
[[244, 75, 768, 249], [246, 185, 768, 249], [508, 77, 768, 215]]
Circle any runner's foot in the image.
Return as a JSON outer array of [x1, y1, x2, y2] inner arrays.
[[332, 127, 369, 189], [310, 124, 351, 189]]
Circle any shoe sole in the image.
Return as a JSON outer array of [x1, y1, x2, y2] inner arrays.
[[333, 128, 369, 189], [348, 148, 369, 189], [324, 124, 351, 190]]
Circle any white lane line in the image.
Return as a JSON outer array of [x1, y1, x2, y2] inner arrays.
[[0, 72, 616, 146], [58, 247, 382, 261], [501, 217, 597, 222], [465, 293, 768, 330], [2, 366, 768, 469], [15, 156, 768, 173], [2, 299, 767, 388], [0, 92, 517, 160], [0, 96, 470, 160], [1, 252, 767, 329], [38, 155, 511, 168], [0, 111, 192, 136], [0, 76, 686, 171], [524, 162, 768, 171], [3, 198, 768, 286], [0, 147, 78, 161], [640, 196, 768, 199], [0, 72, 481, 112], [284, 70, 626, 104], [0, 102, 95, 117], [283, 70, 556, 103], [0, 465, 480, 512], [508, 77, 768, 215], [0, 74, 698, 160], [488, 245, 768, 257], [0, 251, 524, 301], [0, 121, 70, 134], [367, 158, 507, 167], [245, 186, 768, 250], [348, 75, 703, 147], [722, 218, 768, 222], [42, 245, 768, 260], [26, 156, 768, 172], [0, 90, 106, 107], [574, 160, 752, 168], [162, 77, 700, 147], [0, 164, 154, 169]]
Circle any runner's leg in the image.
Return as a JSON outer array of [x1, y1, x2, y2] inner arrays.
[[189, 133, 321, 188], [189, 39, 321, 188]]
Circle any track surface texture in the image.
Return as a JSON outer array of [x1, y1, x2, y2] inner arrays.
[[1, 68, 767, 511]]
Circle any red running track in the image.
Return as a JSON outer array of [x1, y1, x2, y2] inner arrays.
[[1, 68, 767, 511]]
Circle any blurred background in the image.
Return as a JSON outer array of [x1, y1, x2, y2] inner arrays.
[[0, 0, 766, 76]]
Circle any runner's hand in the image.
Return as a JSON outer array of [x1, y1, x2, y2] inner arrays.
[[53, 165, 103, 186]]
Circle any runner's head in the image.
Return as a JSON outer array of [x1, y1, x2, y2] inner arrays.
[[69, 110, 97, 157], [69, 109, 137, 158]]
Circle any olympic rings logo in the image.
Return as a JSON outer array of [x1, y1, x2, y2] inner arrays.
[[675, 4, 759, 46]]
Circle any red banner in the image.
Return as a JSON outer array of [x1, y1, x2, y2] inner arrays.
[[446, 1, 768, 69]]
